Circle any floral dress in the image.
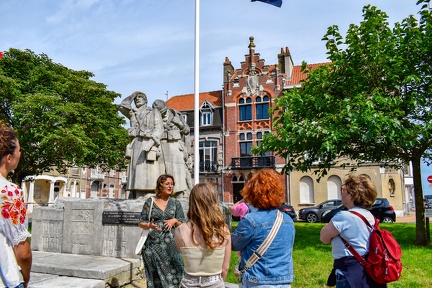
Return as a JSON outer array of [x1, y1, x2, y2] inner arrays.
[[0, 175, 31, 287], [139, 196, 186, 288]]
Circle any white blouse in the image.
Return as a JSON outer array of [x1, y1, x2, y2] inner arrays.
[[0, 175, 31, 287]]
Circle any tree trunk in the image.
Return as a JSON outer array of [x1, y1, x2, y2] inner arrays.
[[412, 156, 429, 245]]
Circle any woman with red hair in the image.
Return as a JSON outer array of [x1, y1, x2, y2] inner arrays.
[[231, 169, 295, 287]]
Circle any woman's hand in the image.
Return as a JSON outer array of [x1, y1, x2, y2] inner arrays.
[[149, 219, 162, 231], [140, 219, 162, 231], [163, 218, 179, 231]]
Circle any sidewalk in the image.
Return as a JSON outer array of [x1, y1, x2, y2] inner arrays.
[[397, 212, 416, 223]]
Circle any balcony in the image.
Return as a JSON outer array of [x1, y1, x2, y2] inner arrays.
[[90, 169, 105, 180], [199, 161, 219, 173], [230, 156, 275, 169]]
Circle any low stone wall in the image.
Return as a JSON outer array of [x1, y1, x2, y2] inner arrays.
[[31, 197, 230, 259]]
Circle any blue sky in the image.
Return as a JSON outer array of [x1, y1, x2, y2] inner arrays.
[[0, 0, 422, 105]]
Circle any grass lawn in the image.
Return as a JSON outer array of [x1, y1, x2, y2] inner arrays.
[[227, 221, 432, 287]]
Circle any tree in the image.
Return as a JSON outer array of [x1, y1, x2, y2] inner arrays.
[[254, 1, 432, 245], [0, 48, 129, 184]]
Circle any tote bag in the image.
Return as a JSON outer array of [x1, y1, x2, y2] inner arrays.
[[135, 197, 154, 255]]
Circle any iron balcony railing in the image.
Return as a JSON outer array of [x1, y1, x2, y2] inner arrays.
[[199, 161, 219, 173], [230, 156, 275, 169]]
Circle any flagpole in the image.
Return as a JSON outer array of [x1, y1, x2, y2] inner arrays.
[[194, 0, 200, 184]]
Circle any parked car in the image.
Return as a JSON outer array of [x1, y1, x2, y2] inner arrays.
[[321, 197, 396, 223], [278, 203, 297, 221], [298, 199, 342, 223]]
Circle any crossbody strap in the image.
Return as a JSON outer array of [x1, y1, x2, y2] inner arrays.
[[148, 197, 154, 220], [340, 211, 373, 265], [243, 210, 283, 272]]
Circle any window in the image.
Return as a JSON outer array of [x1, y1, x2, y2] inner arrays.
[[199, 140, 218, 172], [239, 132, 253, 156], [239, 97, 252, 121], [71, 167, 79, 175], [300, 176, 314, 204], [201, 111, 212, 126], [200, 101, 214, 126], [256, 131, 270, 156], [256, 96, 269, 119]]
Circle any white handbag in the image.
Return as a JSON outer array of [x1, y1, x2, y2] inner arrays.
[[135, 197, 154, 255]]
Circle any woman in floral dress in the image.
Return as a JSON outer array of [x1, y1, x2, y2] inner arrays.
[[0, 121, 32, 287], [139, 174, 186, 288]]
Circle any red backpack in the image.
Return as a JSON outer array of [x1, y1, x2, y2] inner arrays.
[[340, 211, 402, 285]]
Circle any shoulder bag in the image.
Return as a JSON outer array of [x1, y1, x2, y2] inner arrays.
[[233, 209, 283, 282], [135, 197, 154, 255]]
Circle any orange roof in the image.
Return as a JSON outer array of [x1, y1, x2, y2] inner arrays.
[[167, 90, 222, 111], [286, 62, 330, 86], [166, 62, 331, 111]]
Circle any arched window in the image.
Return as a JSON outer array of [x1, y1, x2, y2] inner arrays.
[[239, 97, 252, 121], [256, 95, 269, 119], [300, 176, 314, 204], [327, 176, 342, 200], [256, 131, 270, 156], [239, 132, 252, 156]]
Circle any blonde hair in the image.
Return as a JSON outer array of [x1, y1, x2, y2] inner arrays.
[[187, 183, 229, 250], [344, 174, 377, 209]]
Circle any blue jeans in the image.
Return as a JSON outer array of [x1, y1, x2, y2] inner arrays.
[[241, 281, 291, 288], [336, 272, 351, 288]]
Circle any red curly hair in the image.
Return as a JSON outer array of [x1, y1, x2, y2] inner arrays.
[[241, 169, 284, 210]]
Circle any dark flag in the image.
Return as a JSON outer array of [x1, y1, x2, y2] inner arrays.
[[251, 0, 282, 7]]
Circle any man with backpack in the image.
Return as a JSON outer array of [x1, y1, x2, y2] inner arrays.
[[320, 174, 402, 288]]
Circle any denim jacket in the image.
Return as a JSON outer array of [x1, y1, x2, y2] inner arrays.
[[231, 209, 295, 285]]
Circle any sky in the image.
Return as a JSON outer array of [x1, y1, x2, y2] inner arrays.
[[2, 0, 431, 192], [0, 0, 423, 105]]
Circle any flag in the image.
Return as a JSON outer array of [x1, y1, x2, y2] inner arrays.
[[0, 52, 3, 59], [251, 0, 282, 8]]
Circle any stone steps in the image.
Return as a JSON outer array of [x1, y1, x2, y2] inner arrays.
[[29, 251, 142, 288]]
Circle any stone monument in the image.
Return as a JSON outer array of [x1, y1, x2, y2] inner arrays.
[[118, 92, 192, 198]]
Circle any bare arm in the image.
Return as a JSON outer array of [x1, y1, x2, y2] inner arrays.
[[14, 239, 32, 288], [320, 221, 339, 244], [174, 226, 183, 250], [221, 227, 232, 280]]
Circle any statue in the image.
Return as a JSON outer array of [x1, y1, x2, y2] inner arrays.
[[152, 99, 192, 196], [118, 91, 163, 198]]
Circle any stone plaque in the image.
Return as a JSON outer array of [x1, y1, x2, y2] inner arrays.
[[102, 211, 141, 225]]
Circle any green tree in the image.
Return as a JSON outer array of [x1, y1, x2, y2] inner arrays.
[[0, 48, 129, 184], [254, 1, 432, 245]]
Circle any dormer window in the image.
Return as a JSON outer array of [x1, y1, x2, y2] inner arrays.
[[200, 100, 214, 126]]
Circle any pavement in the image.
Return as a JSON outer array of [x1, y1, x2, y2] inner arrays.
[[396, 212, 416, 223]]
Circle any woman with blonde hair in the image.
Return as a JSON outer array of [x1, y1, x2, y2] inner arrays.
[[175, 183, 231, 288], [320, 174, 385, 287]]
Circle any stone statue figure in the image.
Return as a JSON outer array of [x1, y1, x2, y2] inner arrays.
[[118, 91, 163, 197], [152, 99, 192, 196]]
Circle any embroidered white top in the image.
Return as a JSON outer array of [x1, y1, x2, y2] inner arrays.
[[0, 175, 31, 287]]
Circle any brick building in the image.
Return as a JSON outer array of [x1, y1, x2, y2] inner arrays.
[[167, 36, 408, 216]]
